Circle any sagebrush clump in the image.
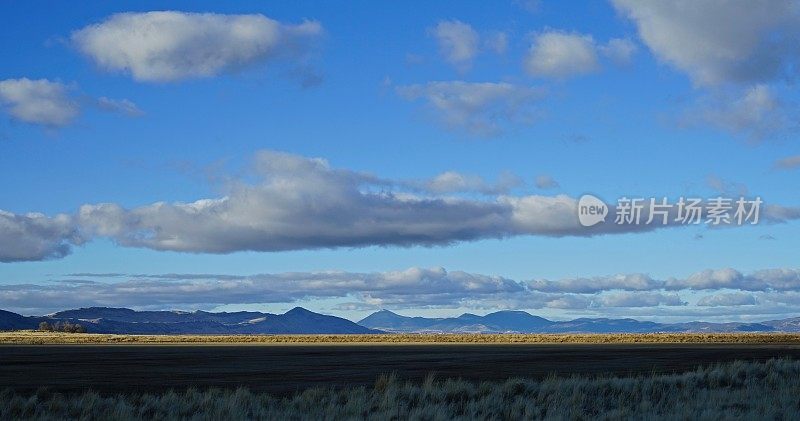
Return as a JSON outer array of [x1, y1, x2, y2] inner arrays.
[[2, 358, 799, 420]]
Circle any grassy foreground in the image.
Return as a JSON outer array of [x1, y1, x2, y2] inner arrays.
[[2, 359, 799, 420], [3, 330, 800, 345]]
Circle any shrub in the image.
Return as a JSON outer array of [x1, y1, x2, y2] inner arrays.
[[40, 321, 86, 333], [1, 359, 799, 419]]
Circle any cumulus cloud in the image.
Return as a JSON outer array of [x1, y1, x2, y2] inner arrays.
[[524, 31, 634, 78], [596, 292, 685, 308], [697, 292, 757, 307], [0, 78, 141, 128], [3, 266, 800, 313], [74, 151, 617, 253], [531, 268, 800, 295], [1, 150, 799, 260], [529, 273, 661, 294], [613, 1, 800, 139], [429, 21, 509, 71], [0, 79, 79, 127], [430, 20, 480, 71], [612, 0, 800, 86], [72, 11, 323, 82], [665, 268, 800, 292], [686, 85, 794, 140], [396, 81, 545, 136], [0, 267, 528, 313], [0, 211, 83, 262], [775, 155, 800, 170], [525, 31, 600, 78]]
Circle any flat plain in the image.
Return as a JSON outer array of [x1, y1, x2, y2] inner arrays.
[[3, 332, 800, 395]]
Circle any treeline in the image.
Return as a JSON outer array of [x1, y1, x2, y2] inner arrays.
[[38, 321, 86, 333]]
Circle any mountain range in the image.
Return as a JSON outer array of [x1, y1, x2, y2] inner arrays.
[[1, 307, 799, 334], [0, 307, 379, 334], [356, 310, 795, 334]]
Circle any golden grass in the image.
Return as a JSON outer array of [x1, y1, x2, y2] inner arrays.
[[2, 330, 800, 345]]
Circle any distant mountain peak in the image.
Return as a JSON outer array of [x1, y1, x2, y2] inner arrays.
[[375, 309, 398, 315], [285, 307, 314, 315]]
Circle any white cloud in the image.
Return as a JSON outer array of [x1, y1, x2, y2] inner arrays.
[[95, 97, 143, 117], [665, 268, 800, 292], [0, 79, 79, 127], [688, 85, 793, 140], [4, 266, 800, 314], [524, 31, 600, 78], [529, 273, 661, 294], [0, 267, 527, 313], [0, 78, 141, 128], [396, 81, 545, 136], [1, 150, 799, 260], [612, 0, 800, 86], [697, 292, 757, 307], [72, 11, 323, 82], [613, 1, 800, 139], [0, 211, 83, 262], [430, 20, 480, 71], [596, 292, 685, 308]]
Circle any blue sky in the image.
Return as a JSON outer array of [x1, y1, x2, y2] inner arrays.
[[0, 1, 799, 321]]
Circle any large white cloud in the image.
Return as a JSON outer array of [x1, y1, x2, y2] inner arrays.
[[396, 81, 545, 136], [613, 0, 800, 139], [612, 0, 800, 86], [1, 150, 798, 260], [72, 11, 323, 82]]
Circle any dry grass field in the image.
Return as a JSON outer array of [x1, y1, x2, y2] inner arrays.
[[3, 330, 800, 345], [2, 358, 799, 420]]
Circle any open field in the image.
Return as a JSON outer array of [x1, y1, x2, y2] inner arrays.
[[2, 359, 800, 419], [3, 330, 800, 344], [3, 343, 800, 394]]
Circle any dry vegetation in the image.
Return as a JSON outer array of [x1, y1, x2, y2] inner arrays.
[[2, 330, 800, 345], [2, 358, 799, 420]]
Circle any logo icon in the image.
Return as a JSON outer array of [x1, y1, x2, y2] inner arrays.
[[578, 194, 607, 227]]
